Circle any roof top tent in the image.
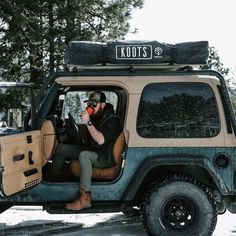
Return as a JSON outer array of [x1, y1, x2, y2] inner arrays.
[[64, 40, 209, 71]]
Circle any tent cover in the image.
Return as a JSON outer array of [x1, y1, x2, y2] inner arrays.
[[64, 40, 209, 66]]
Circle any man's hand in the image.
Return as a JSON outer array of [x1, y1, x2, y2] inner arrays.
[[80, 110, 90, 123]]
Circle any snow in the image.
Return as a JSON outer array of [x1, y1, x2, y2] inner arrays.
[[0, 206, 236, 235], [0, 206, 122, 228]]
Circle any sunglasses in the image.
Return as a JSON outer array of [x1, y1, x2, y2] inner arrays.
[[87, 101, 98, 108]]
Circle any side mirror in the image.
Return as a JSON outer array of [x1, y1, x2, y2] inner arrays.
[[59, 94, 65, 101]]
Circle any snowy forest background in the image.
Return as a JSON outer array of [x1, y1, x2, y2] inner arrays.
[[0, 0, 236, 112]]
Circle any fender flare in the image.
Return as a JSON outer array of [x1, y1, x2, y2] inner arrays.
[[122, 154, 228, 201]]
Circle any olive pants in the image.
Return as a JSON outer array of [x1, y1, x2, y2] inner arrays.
[[52, 144, 102, 191]]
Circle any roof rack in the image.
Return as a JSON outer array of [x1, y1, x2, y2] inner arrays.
[[66, 63, 204, 72]]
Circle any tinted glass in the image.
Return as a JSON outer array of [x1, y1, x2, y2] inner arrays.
[[137, 82, 220, 138]]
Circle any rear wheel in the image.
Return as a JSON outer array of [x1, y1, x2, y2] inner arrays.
[[141, 176, 217, 236]]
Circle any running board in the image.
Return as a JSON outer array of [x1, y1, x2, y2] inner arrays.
[[44, 202, 122, 214]]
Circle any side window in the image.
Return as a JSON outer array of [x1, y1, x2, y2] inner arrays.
[[61, 90, 118, 123], [137, 82, 220, 138]]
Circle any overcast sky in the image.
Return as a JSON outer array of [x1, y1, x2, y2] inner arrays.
[[126, 0, 236, 69]]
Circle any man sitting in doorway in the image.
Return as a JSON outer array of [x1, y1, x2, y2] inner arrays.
[[52, 91, 122, 211]]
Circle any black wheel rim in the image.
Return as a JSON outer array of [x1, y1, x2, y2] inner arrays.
[[161, 196, 197, 230]]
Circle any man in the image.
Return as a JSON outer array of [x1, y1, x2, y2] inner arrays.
[[52, 91, 122, 211]]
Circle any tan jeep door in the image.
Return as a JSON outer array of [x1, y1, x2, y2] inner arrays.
[[0, 130, 43, 196]]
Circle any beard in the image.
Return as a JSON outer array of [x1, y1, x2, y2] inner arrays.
[[93, 106, 103, 117]]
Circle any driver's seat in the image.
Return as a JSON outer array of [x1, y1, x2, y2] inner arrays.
[[70, 131, 126, 180]]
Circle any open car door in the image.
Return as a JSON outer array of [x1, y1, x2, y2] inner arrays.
[[0, 82, 52, 196], [0, 130, 43, 196]]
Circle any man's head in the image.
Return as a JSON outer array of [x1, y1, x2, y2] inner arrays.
[[85, 91, 106, 115]]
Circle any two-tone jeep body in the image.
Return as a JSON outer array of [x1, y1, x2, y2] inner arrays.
[[1, 41, 236, 235]]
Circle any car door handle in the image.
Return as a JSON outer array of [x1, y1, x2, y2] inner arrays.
[[13, 154, 25, 162], [28, 151, 34, 165]]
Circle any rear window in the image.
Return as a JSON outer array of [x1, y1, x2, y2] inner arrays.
[[137, 82, 220, 138]]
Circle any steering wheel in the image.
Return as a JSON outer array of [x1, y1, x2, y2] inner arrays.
[[68, 112, 84, 144]]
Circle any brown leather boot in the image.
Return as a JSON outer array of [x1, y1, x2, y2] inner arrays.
[[65, 189, 92, 211]]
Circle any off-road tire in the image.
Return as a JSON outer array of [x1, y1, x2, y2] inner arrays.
[[141, 176, 217, 236]]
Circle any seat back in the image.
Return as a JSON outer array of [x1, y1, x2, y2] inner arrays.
[[113, 131, 126, 164], [70, 131, 126, 180]]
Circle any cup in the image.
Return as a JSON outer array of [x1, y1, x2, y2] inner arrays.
[[85, 106, 94, 116]]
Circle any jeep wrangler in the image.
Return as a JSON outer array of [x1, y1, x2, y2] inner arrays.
[[0, 41, 235, 236]]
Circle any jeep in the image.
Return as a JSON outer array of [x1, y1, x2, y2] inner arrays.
[[0, 41, 235, 235]]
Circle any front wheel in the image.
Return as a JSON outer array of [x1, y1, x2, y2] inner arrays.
[[141, 176, 217, 236]]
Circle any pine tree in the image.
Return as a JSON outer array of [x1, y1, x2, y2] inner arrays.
[[207, 46, 229, 75], [0, 0, 143, 83], [207, 46, 236, 112]]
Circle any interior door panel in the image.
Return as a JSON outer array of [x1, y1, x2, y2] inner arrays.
[[0, 130, 43, 196]]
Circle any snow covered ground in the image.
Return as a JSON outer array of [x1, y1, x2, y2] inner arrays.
[[0, 206, 236, 235]]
